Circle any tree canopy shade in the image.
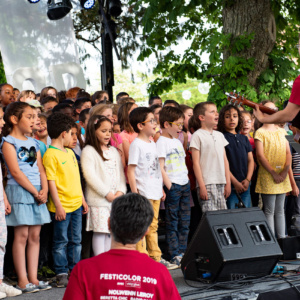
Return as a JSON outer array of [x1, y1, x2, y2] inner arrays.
[[131, 0, 300, 108]]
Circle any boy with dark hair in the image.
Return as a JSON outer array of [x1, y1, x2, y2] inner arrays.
[[52, 103, 74, 118], [73, 97, 92, 121], [163, 99, 180, 109], [40, 96, 59, 112], [116, 91, 129, 103], [149, 96, 162, 107], [190, 102, 231, 212], [128, 107, 177, 270], [63, 193, 181, 300], [43, 113, 88, 288], [157, 106, 190, 267]]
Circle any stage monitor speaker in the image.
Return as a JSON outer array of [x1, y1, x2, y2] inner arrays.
[[181, 208, 282, 282]]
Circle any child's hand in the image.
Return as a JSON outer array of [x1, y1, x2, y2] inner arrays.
[[106, 192, 115, 203], [271, 171, 284, 184], [292, 183, 300, 197], [279, 168, 289, 181], [241, 179, 250, 191], [82, 199, 89, 215], [55, 206, 66, 221], [37, 189, 48, 204], [233, 181, 245, 194], [114, 191, 124, 199], [199, 185, 208, 201], [161, 189, 166, 201], [224, 183, 231, 199], [4, 200, 11, 216]]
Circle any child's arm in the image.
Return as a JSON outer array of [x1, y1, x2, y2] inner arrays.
[[279, 141, 292, 180], [127, 164, 138, 193], [183, 131, 188, 151], [191, 148, 208, 200], [224, 150, 231, 198], [122, 140, 130, 165], [36, 151, 48, 204], [255, 139, 284, 183], [230, 172, 245, 194], [3, 189, 11, 215], [48, 180, 66, 221], [82, 194, 88, 214], [154, 132, 161, 143], [2, 142, 39, 197], [241, 152, 254, 191], [117, 143, 126, 168], [288, 166, 299, 196], [159, 158, 172, 190]]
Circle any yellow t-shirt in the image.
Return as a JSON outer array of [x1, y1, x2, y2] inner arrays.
[[254, 128, 291, 194], [43, 146, 82, 213]]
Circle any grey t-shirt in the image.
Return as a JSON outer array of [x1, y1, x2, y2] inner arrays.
[[190, 129, 228, 186]]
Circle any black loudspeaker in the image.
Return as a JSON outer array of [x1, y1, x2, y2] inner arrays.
[[181, 208, 282, 282], [257, 285, 300, 300], [277, 236, 300, 260]]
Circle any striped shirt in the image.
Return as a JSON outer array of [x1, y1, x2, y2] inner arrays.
[[292, 147, 300, 180]]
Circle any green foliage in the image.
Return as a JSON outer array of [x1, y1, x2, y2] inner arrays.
[[128, 0, 300, 109], [0, 53, 6, 83]]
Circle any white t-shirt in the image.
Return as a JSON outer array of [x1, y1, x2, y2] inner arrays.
[[190, 129, 228, 186], [156, 136, 189, 185], [128, 138, 163, 200]]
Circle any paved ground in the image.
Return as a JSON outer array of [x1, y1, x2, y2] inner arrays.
[[7, 262, 300, 300]]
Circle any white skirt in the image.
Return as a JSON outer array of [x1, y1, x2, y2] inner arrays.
[[86, 206, 110, 233]]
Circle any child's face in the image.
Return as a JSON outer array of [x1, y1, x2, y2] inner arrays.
[[43, 101, 58, 112], [152, 98, 162, 106], [184, 108, 193, 130], [36, 118, 48, 139], [32, 109, 41, 132], [113, 124, 121, 134], [18, 107, 34, 135], [224, 108, 239, 132], [95, 121, 112, 146], [139, 113, 157, 137], [13, 89, 20, 99], [166, 117, 184, 138], [0, 108, 5, 134], [63, 129, 73, 147], [67, 127, 78, 149], [81, 101, 92, 111], [21, 92, 35, 102], [241, 113, 252, 136], [200, 104, 218, 127], [61, 107, 74, 119], [47, 88, 57, 99], [0, 84, 15, 106], [102, 108, 114, 123], [153, 107, 162, 123]]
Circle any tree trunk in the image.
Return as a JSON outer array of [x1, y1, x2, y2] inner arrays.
[[223, 0, 276, 88]]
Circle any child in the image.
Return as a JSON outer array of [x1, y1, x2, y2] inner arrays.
[[0, 83, 15, 107], [73, 98, 92, 121], [40, 86, 58, 102], [43, 113, 88, 287], [156, 106, 190, 267], [255, 101, 292, 238], [40, 96, 59, 113], [113, 122, 121, 134], [0, 105, 22, 298], [190, 102, 231, 212], [180, 104, 193, 146], [81, 115, 126, 255], [127, 107, 177, 270], [217, 105, 254, 209], [1, 102, 51, 293], [17, 90, 36, 102], [78, 108, 90, 142], [13, 88, 20, 100], [35, 114, 49, 158]]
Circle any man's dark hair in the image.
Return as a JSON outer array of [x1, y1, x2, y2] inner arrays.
[[159, 106, 184, 128], [149, 96, 161, 106], [52, 103, 72, 114], [116, 92, 129, 103], [73, 97, 92, 112], [110, 193, 154, 245], [129, 107, 151, 133], [40, 96, 59, 106], [61, 99, 74, 105], [76, 89, 91, 100], [163, 99, 180, 108], [47, 112, 75, 139], [79, 108, 90, 123]]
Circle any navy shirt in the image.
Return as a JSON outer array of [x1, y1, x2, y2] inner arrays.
[[223, 132, 252, 183]]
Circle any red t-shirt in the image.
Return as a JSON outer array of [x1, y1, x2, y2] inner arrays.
[[63, 249, 181, 300], [289, 75, 300, 106]]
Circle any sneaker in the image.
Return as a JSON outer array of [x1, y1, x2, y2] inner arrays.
[[170, 255, 183, 268], [160, 258, 178, 270], [56, 274, 68, 288], [36, 281, 52, 291], [16, 283, 39, 293], [0, 282, 22, 296]]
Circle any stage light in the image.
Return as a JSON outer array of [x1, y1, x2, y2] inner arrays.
[[109, 0, 122, 18], [27, 0, 40, 3], [80, 0, 95, 10], [47, 0, 73, 21]]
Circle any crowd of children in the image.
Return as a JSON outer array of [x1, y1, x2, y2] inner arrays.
[[0, 83, 298, 298]]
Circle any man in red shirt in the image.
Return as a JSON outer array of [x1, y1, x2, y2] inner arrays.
[[63, 193, 181, 300]]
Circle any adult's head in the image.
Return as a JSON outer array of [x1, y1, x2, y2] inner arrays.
[[109, 193, 154, 245], [116, 92, 129, 104], [149, 96, 162, 107]]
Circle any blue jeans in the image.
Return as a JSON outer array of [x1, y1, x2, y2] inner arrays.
[[164, 182, 191, 260], [51, 207, 82, 275], [226, 183, 251, 209]]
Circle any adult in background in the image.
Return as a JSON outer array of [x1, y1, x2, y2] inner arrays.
[[63, 193, 181, 300]]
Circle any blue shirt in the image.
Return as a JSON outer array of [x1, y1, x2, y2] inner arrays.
[[223, 132, 252, 183], [1, 135, 41, 185]]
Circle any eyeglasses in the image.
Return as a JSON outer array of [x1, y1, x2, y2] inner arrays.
[[142, 118, 157, 125], [295, 44, 300, 49], [169, 122, 184, 128]]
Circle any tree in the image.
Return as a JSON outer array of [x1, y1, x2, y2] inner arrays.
[[131, 0, 300, 108]]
